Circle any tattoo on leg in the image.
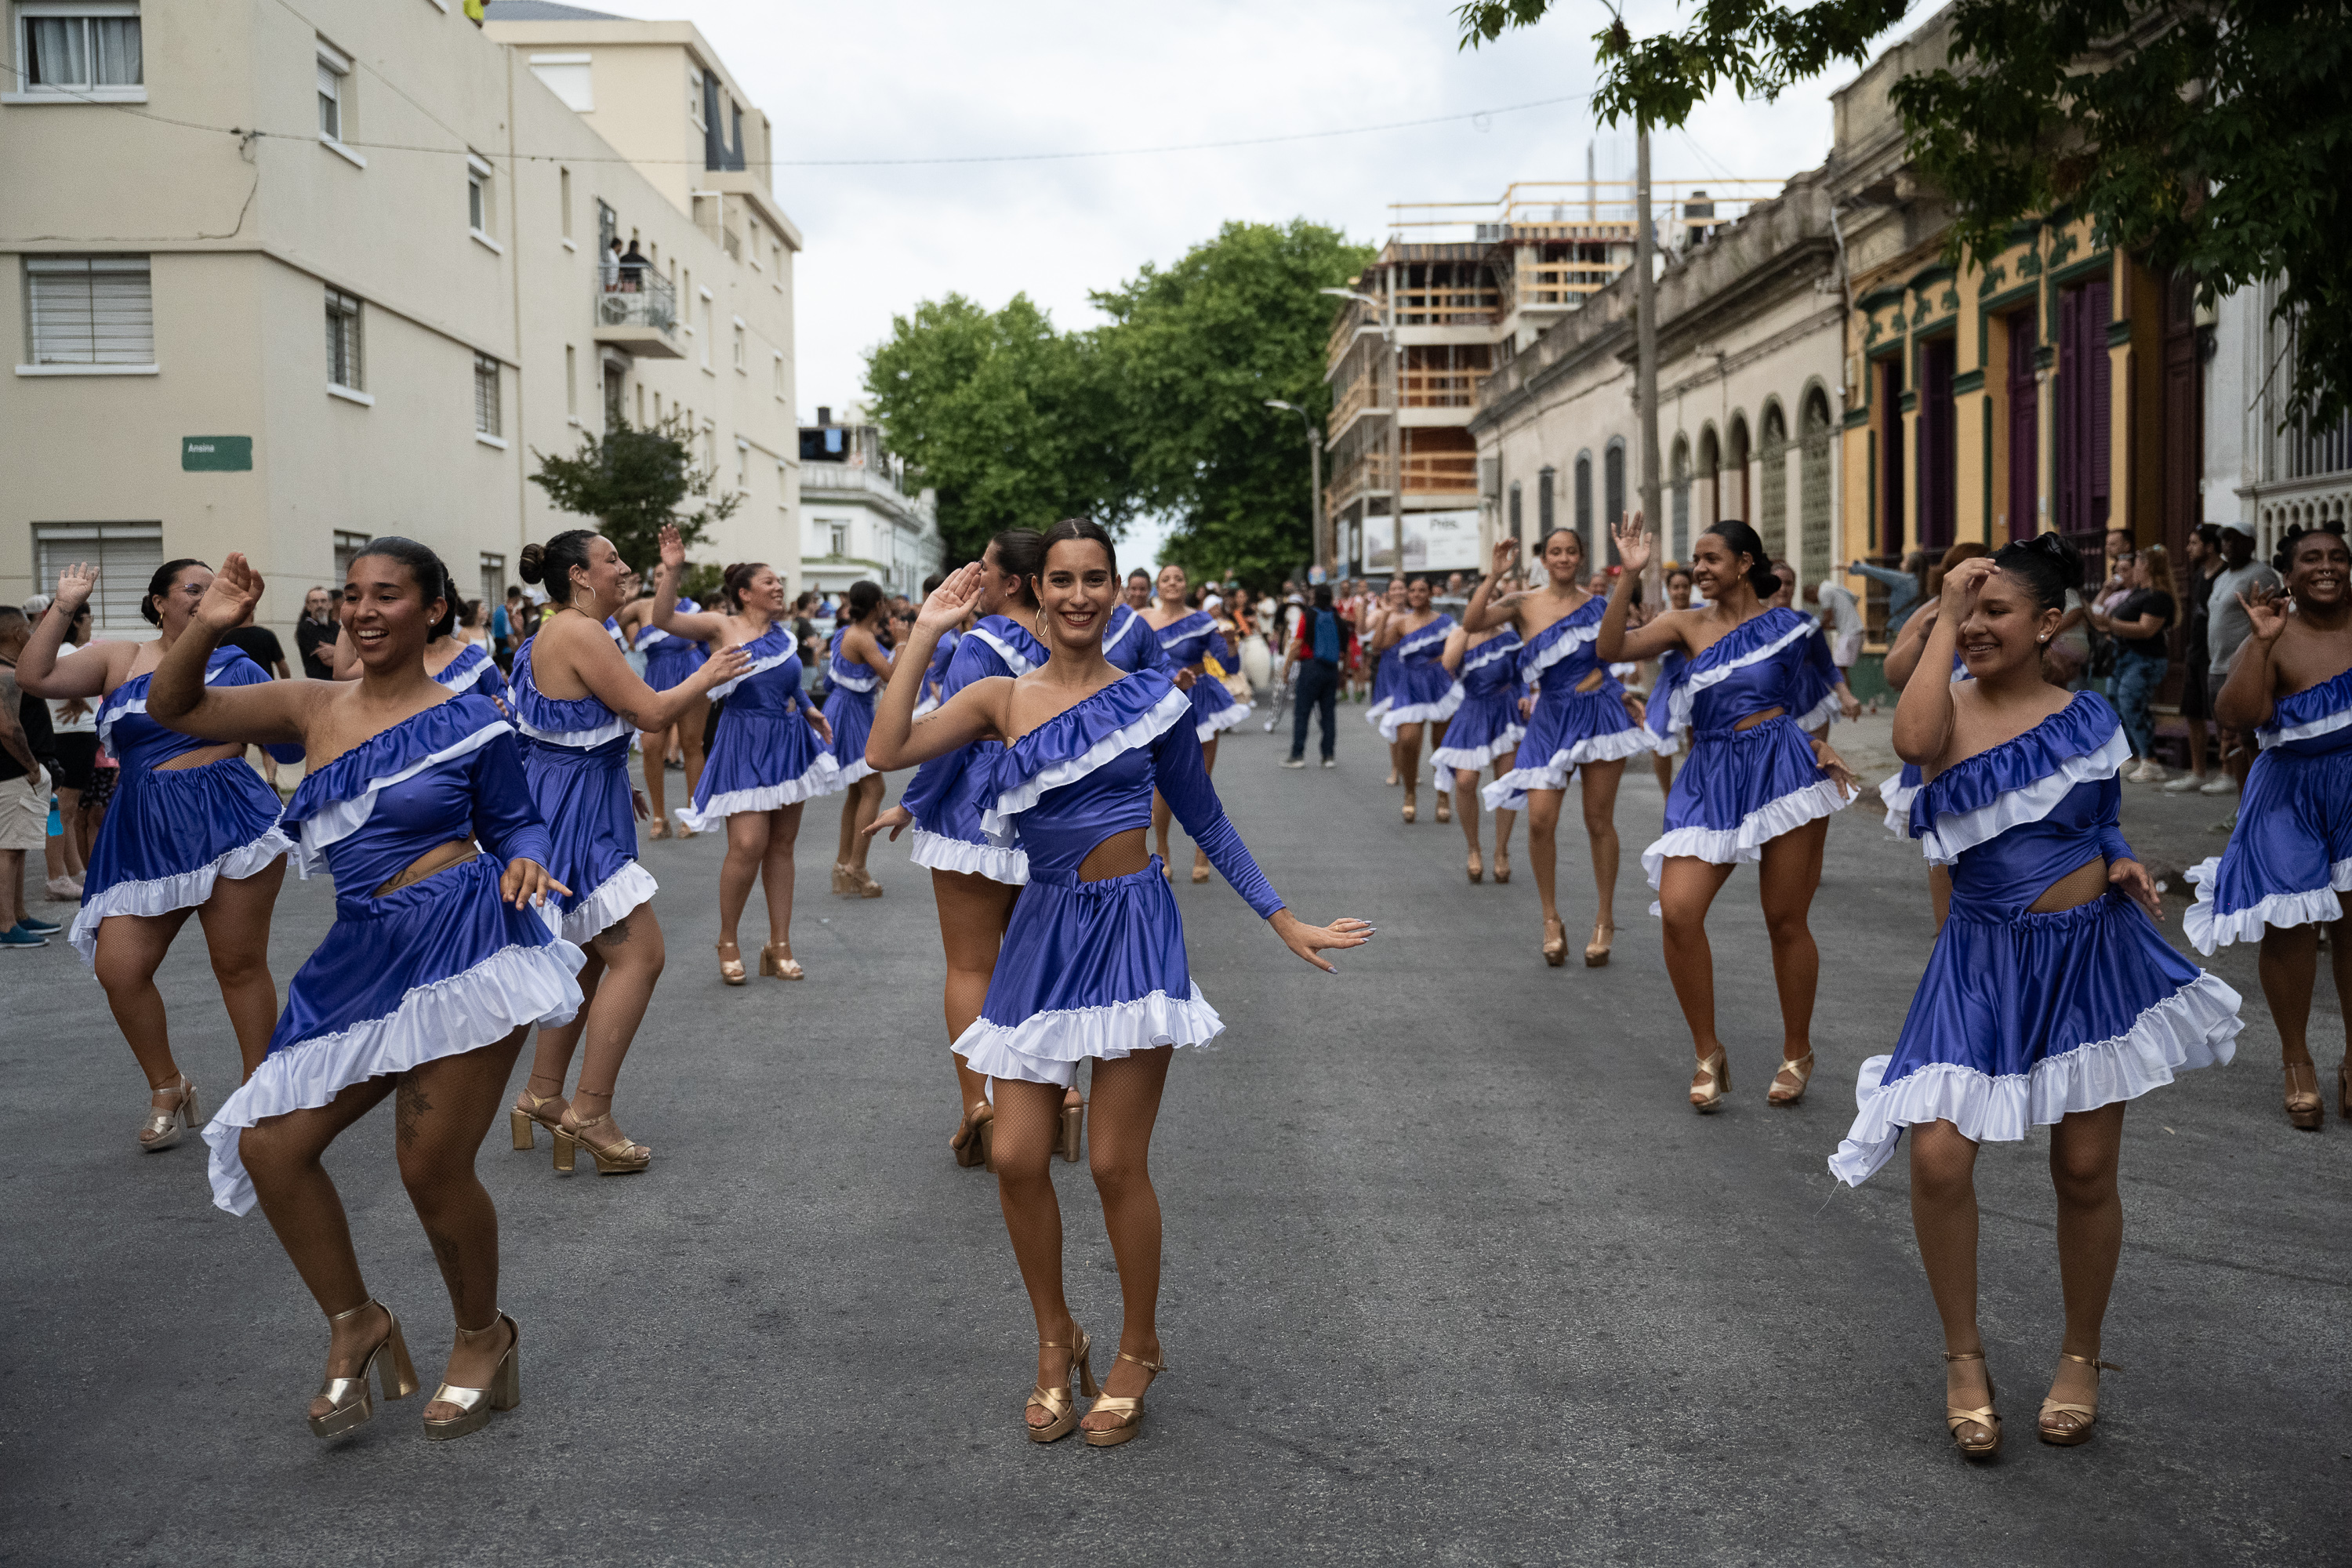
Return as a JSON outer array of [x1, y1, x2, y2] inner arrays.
[[427, 1227, 464, 1297], [397, 1076, 432, 1150], [601, 914, 631, 946]]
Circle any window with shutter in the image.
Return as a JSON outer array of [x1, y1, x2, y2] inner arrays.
[[474, 354, 499, 436], [34, 521, 161, 631], [2056, 278, 2113, 540], [26, 255, 152, 365], [1602, 441, 1626, 564], [325, 289, 363, 390], [333, 532, 368, 581], [1537, 466, 1555, 532], [1916, 338, 1957, 550]]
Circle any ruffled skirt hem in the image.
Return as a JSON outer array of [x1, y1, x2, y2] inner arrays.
[[679, 756, 844, 829], [561, 859, 657, 944], [2182, 854, 2352, 953], [1196, 697, 1254, 742], [1828, 972, 2242, 1185], [1641, 779, 1850, 913], [908, 827, 1029, 885], [69, 826, 292, 965], [1432, 724, 1526, 776], [953, 983, 1225, 1090], [1482, 724, 1661, 808], [1375, 685, 1465, 742]]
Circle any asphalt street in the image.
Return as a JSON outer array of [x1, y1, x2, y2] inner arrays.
[[5, 708, 2348, 1566]]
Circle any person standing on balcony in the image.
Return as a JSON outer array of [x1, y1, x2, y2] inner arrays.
[[615, 240, 646, 292]]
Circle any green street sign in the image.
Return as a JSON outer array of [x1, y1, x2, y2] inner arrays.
[[182, 436, 252, 471]]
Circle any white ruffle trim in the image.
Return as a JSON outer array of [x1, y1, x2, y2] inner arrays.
[[1196, 695, 1256, 741], [1363, 697, 1393, 728], [2182, 853, 2352, 953], [828, 666, 879, 694], [677, 755, 845, 830], [908, 827, 1030, 884], [967, 626, 1038, 677], [1827, 972, 2243, 1185], [1432, 724, 1526, 775], [705, 645, 797, 701], [1481, 724, 1661, 808], [561, 859, 657, 944], [1376, 684, 1465, 742], [1918, 730, 2131, 865], [2260, 702, 2352, 750], [516, 712, 633, 749], [296, 723, 508, 873], [1520, 620, 1599, 681], [201, 938, 586, 1214], [437, 655, 495, 695], [982, 687, 1192, 840], [1390, 622, 1453, 661], [1795, 690, 1842, 731], [1877, 770, 1917, 837], [1460, 637, 1520, 677], [1664, 616, 1815, 737], [68, 826, 292, 965], [1641, 778, 1852, 909], [954, 983, 1226, 1090], [832, 757, 877, 787]]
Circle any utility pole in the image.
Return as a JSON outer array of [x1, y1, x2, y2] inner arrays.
[[1633, 125, 1662, 553]]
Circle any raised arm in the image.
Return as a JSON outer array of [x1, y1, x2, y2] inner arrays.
[[147, 555, 318, 748], [1596, 513, 1683, 662], [866, 564, 1004, 771], [649, 524, 731, 643], [570, 615, 749, 733], [1439, 625, 1470, 676], [2214, 586, 2289, 732], [1892, 558, 1992, 766], [849, 622, 897, 681], [1462, 539, 1522, 633], [16, 562, 134, 699], [1882, 598, 1939, 691]]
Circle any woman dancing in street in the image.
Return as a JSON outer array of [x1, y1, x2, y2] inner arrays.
[[1598, 516, 1856, 1107], [1830, 539, 2240, 1456], [506, 531, 747, 1173], [1143, 564, 1252, 884], [1370, 576, 1461, 825], [158, 541, 583, 1442], [1360, 575, 1410, 783], [2184, 524, 2352, 1127], [1469, 530, 1658, 967], [18, 561, 292, 1150], [1432, 616, 1523, 882], [621, 578, 709, 838], [869, 519, 1370, 1446], [865, 531, 1063, 1165], [825, 581, 895, 898], [655, 532, 837, 983], [332, 607, 511, 710]]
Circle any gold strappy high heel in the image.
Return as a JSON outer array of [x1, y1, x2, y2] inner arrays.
[[139, 1075, 197, 1152], [1466, 847, 1483, 884], [553, 1109, 651, 1174], [853, 867, 884, 898], [1541, 914, 1566, 967], [1491, 849, 1510, 884], [1943, 1348, 2000, 1459], [1082, 1349, 1166, 1447], [647, 817, 667, 840], [1434, 790, 1452, 824], [423, 1312, 521, 1441], [715, 940, 746, 986], [1768, 1052, 1816, 1107], [308, 1299, 419, 1439], [1025, 1321, 1098, 1443], [951, 1101, 995, 1169], [2285, 1062, 2322, 1129], [1584, 920, 1614, 967], [509, 1088, 565, 1150], [1401, 785, 1417, 823], [760, 942, 804, 980], [830, 862, 854, 895], [2038, 1352, 2118, 1445], [1690, 1049, 1729, 1112]]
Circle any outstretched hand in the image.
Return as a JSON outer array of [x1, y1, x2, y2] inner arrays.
[[501, 858, 572, 910], [658, 523, 687, 574], [1488, 536, 1519, 579], [2241, 584, 2290, 644], [197, 553, 267, 635], [698, 641, 753, 690], [918, 563, 986, 635], [861, 804, 913, 844], [1272, 909, 1375, 973], [52, 560, 98, 615], [1612, 511, 1653, 575], [2110, 857, 2164, 923]]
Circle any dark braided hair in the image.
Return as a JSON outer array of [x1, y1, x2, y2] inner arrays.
[[351, 536, 459, 638], [1700, 519, 1780, 600]]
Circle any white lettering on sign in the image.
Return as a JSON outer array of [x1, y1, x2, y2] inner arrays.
[[187, 444, 214, 452]]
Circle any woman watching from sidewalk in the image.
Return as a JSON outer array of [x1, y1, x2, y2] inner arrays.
[[2087, 545, 2176, 782]]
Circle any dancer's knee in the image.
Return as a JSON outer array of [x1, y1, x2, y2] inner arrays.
[[1908, 1124, 1976, 1202]]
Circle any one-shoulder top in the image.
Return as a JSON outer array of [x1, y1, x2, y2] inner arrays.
[[2256, 662, 2352, 754], [97, 648, 298, 767], [508, 638, 633, 750], [279, 694, 554, 895], [434, 640, 510, 703], [1517, 598, 1609, 695], [828, 627, 881, 695], [1457, 627, 1525, 699], [1103, 604, 1167, 675], [1656, 607, 1839, 740], [1156, 611, 1232, 671], [975, 670, 1281, 914], [1907, 693, 2134, 915], [633, 597, 702, 653], [706, 622, 806, 713], [1387, 613, 1457, 666]]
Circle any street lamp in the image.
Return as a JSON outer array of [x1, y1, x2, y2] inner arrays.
[[1264, 398, 1327, 579], [1321, 285, 1403, 582]]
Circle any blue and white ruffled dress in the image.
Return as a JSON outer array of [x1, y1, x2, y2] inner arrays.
[[679, 624, 841, 832], [2183, 663, 2352, 952], [900, 615, 1046, 884], [1157, 611, 1254, 741], [913, 627, 959, 718], [1640, 607, 1853, 895], [820, 627, 882, 788], [1367, 614, 1462, 742], [72, 648, 295, 964], [434, 640, 510, 705], [1102, 604, 1167, 677], [510, 639, 659, 944], [1430, 627, 1525, 783], [637, 597, 707, 694], [1483, 599, 1661, 812], [1830, 695, 2241, 1183], [200, 696, 584, 1214], [953, 669, 1284, 1088]]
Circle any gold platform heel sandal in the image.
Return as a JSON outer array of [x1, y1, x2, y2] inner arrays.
[[1491, 849, 1510, 884], [1058, 1091, 1084, 1163], [760, 942, 804, 980], [138, 1075, 198, 1152], [854, 867, 885, 898], [1434, 791, 1452, 824], [2285, 1062, 2323, 1130], [1466, 847, 1483, 884], [2038, 1352, 2118, 1446], [509, 1088, 564, 1151], [1767, 1052, 1815, 1107], [1082, 1349, 1166, 1447], [553, 1110, 651, 1174], [1690, 1049, 1730, 1113], [423, 1312, 521, 1441], [1541, 914, 1566, 967], [308, 1299, 419, 1439], [715, 940, 746, 986], [830, 862, 854, 895], [646, 816, 667, 841], [951, 1101, 995, 1169], [1025, 1322, 1098, 1443], [1943, 1349, 2000, 1460], [1584, 920, 1615, 967]]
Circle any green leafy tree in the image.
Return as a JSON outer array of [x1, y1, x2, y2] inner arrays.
[[862, 294, 1131, 564], [1458, 0, 2352, 424], [1093, 219, 1372, 584], [528, 411, 742, 575]]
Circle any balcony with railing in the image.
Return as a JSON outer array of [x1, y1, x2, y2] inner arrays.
[[594, 267, 683, 359]]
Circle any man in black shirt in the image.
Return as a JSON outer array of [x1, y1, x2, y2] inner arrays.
[[220, 605, 289, 679], [294, 586, 339, 680]]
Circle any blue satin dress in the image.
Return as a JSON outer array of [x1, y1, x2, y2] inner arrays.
[[510, 637, 658, 944], [900, 615, 1047, 884], [1483, 598, 1659, 812], [1640, 607, 1849, 893], [1156, 611, 1252, 740], [637, 597, 707, 693], [913, 628, 959, 718], [680, 624, 840, 831], [72, 648, 294, 964], [2185, 662, 2352, 952], [201, 695, 584, 1214], [434, 640, 509, 704], [1367, 614, 1461, 742], [1831, 695, 2241, 1183], [1102, 604, 1167, 676], [955, 670, 1283, 1087], [1430, 627, 1524, 786], [820, 627, 884, 787]]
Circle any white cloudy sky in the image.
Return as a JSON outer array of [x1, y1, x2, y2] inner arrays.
[[579, 0, 1922, 558]]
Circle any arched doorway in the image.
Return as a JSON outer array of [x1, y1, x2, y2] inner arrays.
[[1759, 401, 1789, 563], [1800, 387, 1834, 589]]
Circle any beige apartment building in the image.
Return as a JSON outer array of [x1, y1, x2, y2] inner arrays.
[[1, 0, 800, 642]]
